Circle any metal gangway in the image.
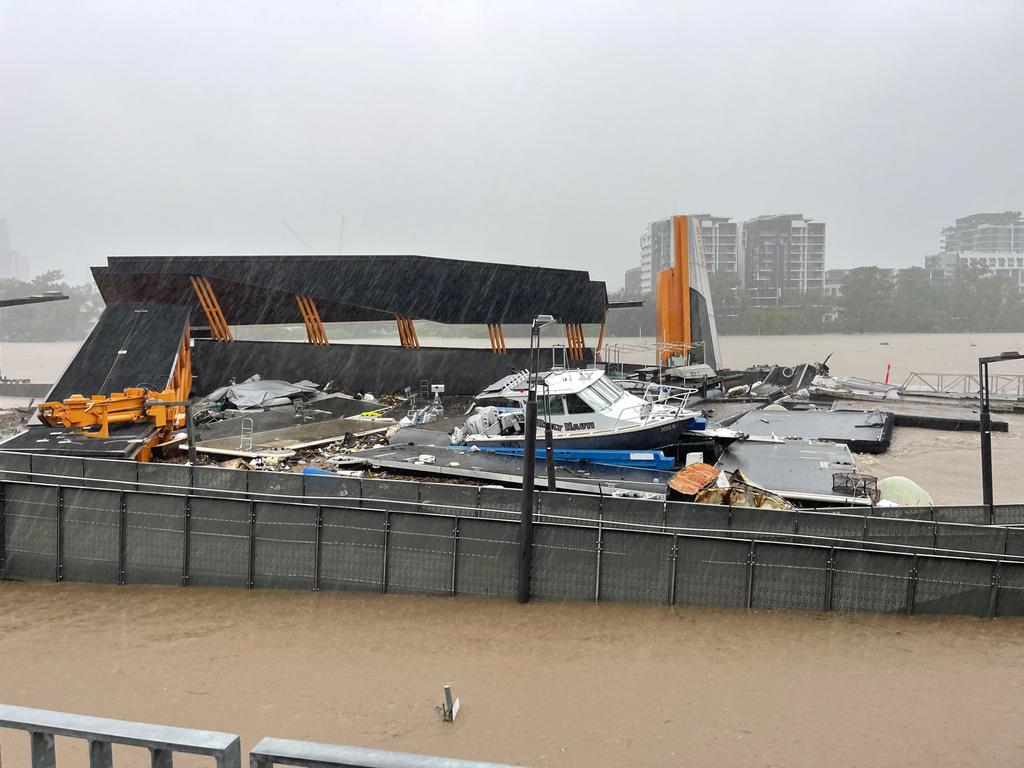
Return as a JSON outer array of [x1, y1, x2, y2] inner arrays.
[[901, 371, 1024, 400]]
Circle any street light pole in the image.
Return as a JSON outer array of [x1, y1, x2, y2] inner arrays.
[[516, 314, 555, 604], [978, 351, 1024, 523]]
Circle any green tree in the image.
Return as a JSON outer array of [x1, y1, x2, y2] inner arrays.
[[839, 267, 894, 332]]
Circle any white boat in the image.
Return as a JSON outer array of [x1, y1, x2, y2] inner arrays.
[[450, 368, 738, 452]]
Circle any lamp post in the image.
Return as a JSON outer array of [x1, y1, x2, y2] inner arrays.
[[517, 314, 556, 604], [978, 351, 1024, 522]]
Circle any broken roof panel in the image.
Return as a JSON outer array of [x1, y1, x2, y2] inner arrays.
[[92, 254, 610, 326]]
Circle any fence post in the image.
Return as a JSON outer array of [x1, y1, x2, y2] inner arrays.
[[30, 731, 55, 768], [989, 562, 1000, 618], [181, 495, 192, 587], [0, 482, 6, 580], [594, 516, 604, 603], [55, 485, 64, 583], [450, 516, 459, 596], [118, 490, 127, 585], [313, 504, 323, 592], [824, 547, 835, 612], [382, 508, 390, 594], [247, 499, 256, 589], [745, 540, 756, 609], [89, 740, 113, 768], [668, 534, 679, 605], [906, 554, 918, 615]]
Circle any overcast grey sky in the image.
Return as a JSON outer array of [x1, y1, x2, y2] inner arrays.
[[1, 0, 1021, 287]]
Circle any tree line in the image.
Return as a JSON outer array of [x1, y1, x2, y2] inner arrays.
[[606, 266, 1024, 337], [0, 271, 103, 341]]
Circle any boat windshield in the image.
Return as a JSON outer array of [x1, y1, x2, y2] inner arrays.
[[578, 384, 614, 410], [591, 376, 625, 404]]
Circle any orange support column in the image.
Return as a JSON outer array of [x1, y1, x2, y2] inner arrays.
[[396, 315, 420, 349], [189, 275, 233, 342], [655, 215, 691, 364], [296, 294, 329, 345]]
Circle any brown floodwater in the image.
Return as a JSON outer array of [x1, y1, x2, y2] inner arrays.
[[0, 582, 1023, 767]]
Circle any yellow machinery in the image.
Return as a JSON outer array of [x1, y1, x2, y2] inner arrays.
[[35, 325, 193, 462]]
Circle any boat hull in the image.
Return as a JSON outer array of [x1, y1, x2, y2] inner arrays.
[[465, 418, 698, 451]]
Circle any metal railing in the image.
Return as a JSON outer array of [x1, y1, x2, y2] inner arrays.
[[0, 703, 241, 768], [250, 738, 514, 768], [901, 371, 1024, 399], [611, 380, 697, 428]]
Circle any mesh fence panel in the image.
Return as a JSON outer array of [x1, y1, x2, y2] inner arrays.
[[83, 459, 138, 490], [386, 512, 455, 595], [865, 517, 935, 549], [993, 505, 1024, 526], [537, 491, 601, 526], [795, 511, 865, 548], [320, 506, 386, 592], [454, 518, 518, 598], [598, 530, 673, 604], [995, 562, 1024, 617], [420, 483, 479, 517], [0, 452, 31, 482], [137, 463, 191, 494], [664, 502, 730, 534], [253, 502, 317, 590], [913, 556, 994, 616], [674, 537, 750, 608], [304, 474, 362, 502], [188, 497, 251, 587], [361, 478, 420, 512], [192, 466, 247, 498], [933, 524, 1007, 556], [248, 471, 304, 499], [869, 505, 932, 520], [61, 487, 120, 583], [1005, 529, 1024, 557], [31, 455, 85, 486], [599, 497, 665, 527], [730, 508, 795, 542], [3, 483, 58, 579], [751, 543, 829, 611], [479, 487, 526, 516], [125, 492, 184, 585], [531, 524, 598, 601], [831, 550, 911, 614], [932, 506, 989, 525]]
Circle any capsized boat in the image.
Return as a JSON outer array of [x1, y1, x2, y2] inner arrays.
[[450, 368, 742, 453]]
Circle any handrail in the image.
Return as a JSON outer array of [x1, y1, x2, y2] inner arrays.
[[0, 703, 241, 768], [251, 738, 515, 768]]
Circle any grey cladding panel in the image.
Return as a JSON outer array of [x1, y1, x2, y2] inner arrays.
[[795, 512, 865, 547], [304, 473, 361, 502], [865, 517, 935, 549], [192, 465, 247, 496], [933, 524, 1006, 556], [536, 491, 600, 525], [84, 458, 139, 490], [600, 497, 665, 527]]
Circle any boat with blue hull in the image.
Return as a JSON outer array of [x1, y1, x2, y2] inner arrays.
[[451, 368, 741, 455]]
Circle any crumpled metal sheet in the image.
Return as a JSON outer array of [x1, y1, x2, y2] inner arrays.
[[205, 375, 320, 409]]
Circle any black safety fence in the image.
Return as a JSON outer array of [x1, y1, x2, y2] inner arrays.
[[4, 477, 1024, 618]]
